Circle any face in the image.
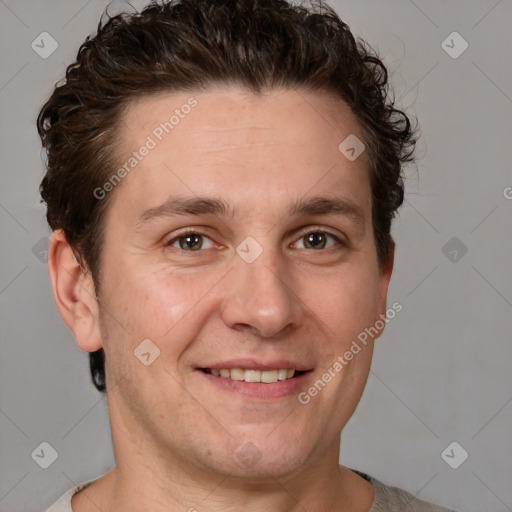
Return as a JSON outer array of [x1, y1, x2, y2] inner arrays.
[[92, 87, 392, 480]]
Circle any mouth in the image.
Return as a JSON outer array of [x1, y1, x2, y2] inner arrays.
[[196, 365, 313, 399], [199, 368, 308, 383]]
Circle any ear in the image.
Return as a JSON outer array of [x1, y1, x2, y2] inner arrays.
[[47, 230, 103, 352], [374, 242, 395, 339]]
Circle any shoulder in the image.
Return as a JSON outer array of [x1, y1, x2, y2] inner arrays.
[[44, 479, 97, 512], [353, 471, 459, 512]]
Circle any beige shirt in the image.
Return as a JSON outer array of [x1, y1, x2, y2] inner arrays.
[[45, 471, 457, 512]]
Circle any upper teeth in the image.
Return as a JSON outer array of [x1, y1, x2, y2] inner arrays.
[[209, 368, 295, 383]]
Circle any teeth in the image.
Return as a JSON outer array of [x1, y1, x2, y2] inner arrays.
[[208, 368, 297, 383], [261, 370, 278, 383], [230, 368, 245, 381], [244, 370, 261, 382], [278, 369, 288, 381]]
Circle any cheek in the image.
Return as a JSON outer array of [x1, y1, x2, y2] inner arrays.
[[97, 266, 215, 410], [305, 262, 381, 347], [99, 259, 223, 354]]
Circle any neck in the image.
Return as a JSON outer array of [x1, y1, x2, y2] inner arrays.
[[96, 458, 373, 512]]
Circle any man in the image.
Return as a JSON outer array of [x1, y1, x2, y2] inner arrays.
[[39, 0, 456, 510]]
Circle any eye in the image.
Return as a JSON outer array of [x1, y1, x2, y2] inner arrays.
[[292, 230, 341, 250], [166, 231, 215, 251]]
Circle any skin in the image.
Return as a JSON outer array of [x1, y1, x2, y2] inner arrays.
[[48, 86, 393, 512]]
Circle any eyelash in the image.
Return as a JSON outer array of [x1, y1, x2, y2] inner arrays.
[[164, 227, 345, 252]]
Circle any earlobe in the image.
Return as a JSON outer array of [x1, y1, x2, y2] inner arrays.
[[47, 230, 103, 352]]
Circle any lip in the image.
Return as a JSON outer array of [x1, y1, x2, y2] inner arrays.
[[196, 368, 313, 399], [198, 359, 312, 372]]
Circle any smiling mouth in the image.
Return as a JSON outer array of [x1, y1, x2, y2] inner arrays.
[[199, 368, 308, 383]]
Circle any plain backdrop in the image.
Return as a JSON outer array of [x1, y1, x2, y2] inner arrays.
[[0, 1, 511, 511]]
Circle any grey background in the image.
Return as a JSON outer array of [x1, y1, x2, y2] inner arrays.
[[0, 0, 511, 511]]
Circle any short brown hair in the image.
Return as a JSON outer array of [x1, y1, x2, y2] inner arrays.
[[37, 0, 418, 393]]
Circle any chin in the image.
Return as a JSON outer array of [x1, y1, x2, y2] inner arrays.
[[220, 435, 312, 480]]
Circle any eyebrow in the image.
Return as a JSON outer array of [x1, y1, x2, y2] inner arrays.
[[137, 195, 365, 230]]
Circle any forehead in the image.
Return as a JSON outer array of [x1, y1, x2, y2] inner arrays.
[[109, 87, 372, 223]]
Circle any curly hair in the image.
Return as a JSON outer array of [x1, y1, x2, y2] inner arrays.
[[37, 0, 418, 393]]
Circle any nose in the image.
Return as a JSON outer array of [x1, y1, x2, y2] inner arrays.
[[219, 247, 303, 338]]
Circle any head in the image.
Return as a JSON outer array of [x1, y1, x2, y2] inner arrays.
[[39, 0, 416, 481]]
